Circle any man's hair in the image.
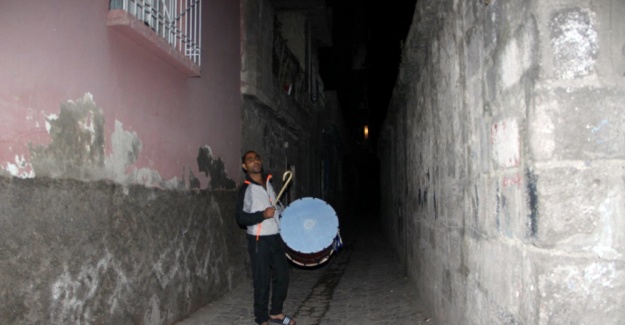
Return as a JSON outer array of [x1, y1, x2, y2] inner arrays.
[[242, 150, 257, 163]]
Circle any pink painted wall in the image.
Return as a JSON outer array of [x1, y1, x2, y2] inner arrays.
[[0, 0, 241, 188]]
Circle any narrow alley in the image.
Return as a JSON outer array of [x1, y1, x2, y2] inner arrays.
[[1, 1, 624, 324], [176, 215, 432, 325]]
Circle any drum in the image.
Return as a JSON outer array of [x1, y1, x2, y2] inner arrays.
[[280, 197, 339, 267]]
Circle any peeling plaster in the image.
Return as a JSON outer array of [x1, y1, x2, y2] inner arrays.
[[3, 154, 34, 178], [45, 113, 59, 133], [3, 93, 160, 186], [4, 93, 236, 192], [106, 120, 142, 184], [30, 93, 106, 180]]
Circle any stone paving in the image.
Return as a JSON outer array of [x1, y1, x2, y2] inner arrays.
[[176, 221, 432, 325]]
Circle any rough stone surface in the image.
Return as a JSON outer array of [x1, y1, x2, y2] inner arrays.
[[380, 0, 625, 324], [0, 177, 246, 324]]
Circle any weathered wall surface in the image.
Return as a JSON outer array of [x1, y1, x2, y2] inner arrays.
[[0, 1, 244, 323], [380, 0, 625, 324], [0, 0, 242, 187], [0, 177, 245, 324]]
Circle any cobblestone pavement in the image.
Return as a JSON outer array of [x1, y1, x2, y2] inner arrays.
[[176, 221, 432, 325]]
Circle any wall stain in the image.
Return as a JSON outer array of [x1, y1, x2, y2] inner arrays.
[[525, 168, 538, 237], [433, 190, 437, 220], [442, 269, 452, 301], [108, 120, 141, 182], [418, 188, 422, 206], [473, 185, 479, 224], [496, 184, 501, 231], [197, 146, 236, 190]]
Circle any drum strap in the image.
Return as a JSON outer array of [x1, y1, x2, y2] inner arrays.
[[244, 175, 279, 251]]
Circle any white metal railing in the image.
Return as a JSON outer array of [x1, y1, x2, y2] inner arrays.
[[110, 0, 202, 66]]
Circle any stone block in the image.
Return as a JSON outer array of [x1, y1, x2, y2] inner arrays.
[[530, 87, 625, 161], [549, 7, 598, 80], [531, 165, 625, 255], [536, 256, 625, 324], [464, 237, 536, 324]]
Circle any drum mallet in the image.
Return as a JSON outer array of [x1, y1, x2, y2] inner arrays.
[[276, 171, 293, 203]]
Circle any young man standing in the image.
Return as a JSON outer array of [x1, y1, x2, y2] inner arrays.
[[235, 151, 296, 325]]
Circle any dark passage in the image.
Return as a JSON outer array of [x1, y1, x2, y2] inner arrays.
[[178, 1, 422, 324]]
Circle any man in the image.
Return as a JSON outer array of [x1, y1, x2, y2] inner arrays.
[[235, 151, 296, 325]]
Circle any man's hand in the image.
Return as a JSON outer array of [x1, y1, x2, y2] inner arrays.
[[263, 207, 276, 219]]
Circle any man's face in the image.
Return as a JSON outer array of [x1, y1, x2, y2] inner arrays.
[[242, 152, 262, 174]]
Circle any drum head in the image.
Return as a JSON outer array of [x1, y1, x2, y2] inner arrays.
[[280, 197, 339, 254]]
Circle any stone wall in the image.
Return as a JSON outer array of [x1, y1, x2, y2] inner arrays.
[[240, 0, 330, 201], [0, 177, 245, 324], [380, 1, 625, 324]]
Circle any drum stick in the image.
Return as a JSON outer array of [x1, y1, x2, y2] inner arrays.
[[275, 171, 293, 203]]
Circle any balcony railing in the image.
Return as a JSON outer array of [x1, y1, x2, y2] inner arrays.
[[109, 0, 201, 66]]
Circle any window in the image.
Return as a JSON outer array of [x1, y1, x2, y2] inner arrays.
[[108, 0, 202, 76]]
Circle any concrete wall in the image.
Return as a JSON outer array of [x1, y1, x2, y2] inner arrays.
[[0, 177, 245, 324], [276, 11, 308, 74], [380, 0, 625, 324], [0, 0, 244, 323]]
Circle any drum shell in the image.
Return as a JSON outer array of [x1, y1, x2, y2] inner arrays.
[[280, 197, 338, 267], [285, 245, 334, 267]]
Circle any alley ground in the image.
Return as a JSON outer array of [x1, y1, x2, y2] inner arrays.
[[176, 216, 433, 325]]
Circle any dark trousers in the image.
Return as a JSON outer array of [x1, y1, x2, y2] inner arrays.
[[247, 234, 290, 325]]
